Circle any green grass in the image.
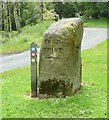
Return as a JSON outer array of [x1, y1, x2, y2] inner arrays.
[[84, 18, 107, 28], [1, 40, 107, 118], [0, 18, 107, 55], [0, 20, 54, 55]]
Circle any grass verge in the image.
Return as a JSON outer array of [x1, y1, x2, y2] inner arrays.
[[1, 40, 107, 118], [0, 20, 54, 55], [0, 18, 107, 55], [84, 18, 107, 28]]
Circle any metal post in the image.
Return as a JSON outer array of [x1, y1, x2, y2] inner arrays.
[[30, 42, 37, 97]]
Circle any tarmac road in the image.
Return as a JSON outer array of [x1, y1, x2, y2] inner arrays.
[[0, 28, 108, 73]]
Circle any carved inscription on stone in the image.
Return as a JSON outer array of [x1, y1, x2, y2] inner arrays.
[[43, 47, 63, 53], [43, 38, 63, 59]]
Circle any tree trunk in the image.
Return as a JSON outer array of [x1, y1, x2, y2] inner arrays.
[[8, 2, 12, 32], [2, 2, 9, 41], [18, 2, 21, 29], [13, 1, 21, 33], [0, 2, 2, 31], [40, 0, 43, 21]]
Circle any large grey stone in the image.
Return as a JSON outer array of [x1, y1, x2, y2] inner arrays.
[[38, 18, 83, 97]]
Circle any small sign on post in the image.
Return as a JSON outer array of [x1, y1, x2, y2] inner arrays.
[[30, 42, 37, 97]]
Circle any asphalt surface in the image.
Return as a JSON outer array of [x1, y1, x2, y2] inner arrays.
[[0, 28, 108, 73]]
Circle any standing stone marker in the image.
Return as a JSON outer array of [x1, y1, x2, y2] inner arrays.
[[38, 18, 83, 97]]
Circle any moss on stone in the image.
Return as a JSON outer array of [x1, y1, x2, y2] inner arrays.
[[38, 18, 83, 98]]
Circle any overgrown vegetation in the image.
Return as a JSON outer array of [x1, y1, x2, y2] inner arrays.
[[1, 2, 107, 42], [1, 41, 107, 118], [0, 20, 54, 55], [0, 18, 107, 55]]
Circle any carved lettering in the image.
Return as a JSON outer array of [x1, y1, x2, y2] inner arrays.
[[54, 48, 58, 52], [59, 48, 63, 53], [43, 48, 47, 52], [51, 48, 53, 52], [43, 47, 63, 53], [56, 39, 63, 44], [47, 48, 52, 52], [45, 39, 51, 44], [45, 38, 63, 45]]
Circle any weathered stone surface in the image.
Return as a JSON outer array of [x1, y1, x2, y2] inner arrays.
[[38, 18, 83, 97]]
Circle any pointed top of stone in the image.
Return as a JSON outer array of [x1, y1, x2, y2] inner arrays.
[[45, 18, 83, 35]]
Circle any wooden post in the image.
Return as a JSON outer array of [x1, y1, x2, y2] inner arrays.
[[30, 42, 37, 97]]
